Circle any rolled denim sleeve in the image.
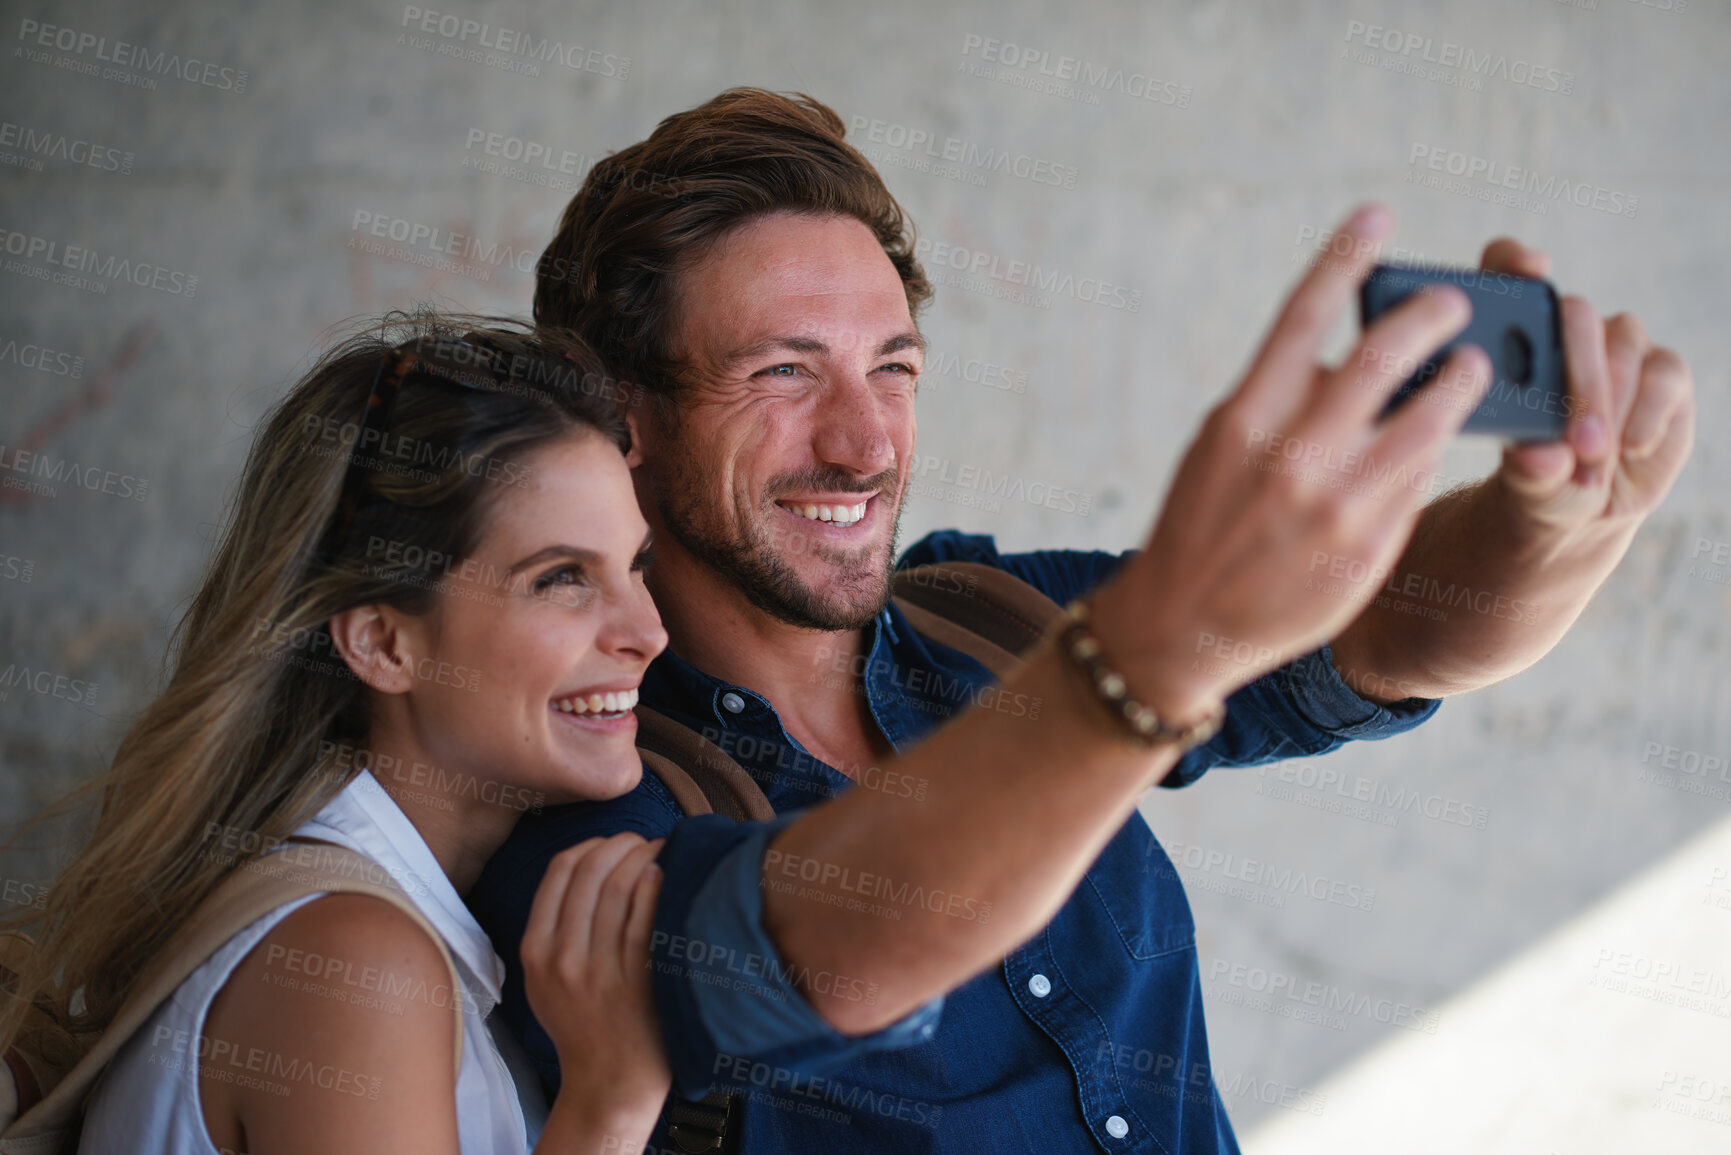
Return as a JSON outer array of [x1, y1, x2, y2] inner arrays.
[[894, 530, 1442, 789], [655, 812, 944, 1101], [1160, 642, 1441, 788], [1279, 641, 1442, 738]]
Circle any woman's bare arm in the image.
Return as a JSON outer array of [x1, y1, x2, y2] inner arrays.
[[201, 894, 462, 1155]]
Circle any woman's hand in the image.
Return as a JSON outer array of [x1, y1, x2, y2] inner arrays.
[[522, 832, 670, 1153]]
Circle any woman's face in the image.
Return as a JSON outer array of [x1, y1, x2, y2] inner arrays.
[[374, 430, 668, 807]]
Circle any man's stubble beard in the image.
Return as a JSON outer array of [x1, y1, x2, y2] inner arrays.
[[648, 438, 904, 632]]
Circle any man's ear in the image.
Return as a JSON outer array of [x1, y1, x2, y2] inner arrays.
[[327, 604, 420, 695]]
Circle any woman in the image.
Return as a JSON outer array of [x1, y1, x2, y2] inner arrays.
[[0, 314, 673, 1152]]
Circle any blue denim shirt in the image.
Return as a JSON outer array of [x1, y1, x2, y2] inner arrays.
[[470, 530, 1440, 1153]]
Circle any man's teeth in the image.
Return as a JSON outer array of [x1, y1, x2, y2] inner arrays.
[[783, 501, 867, 525], [554, 686, 640, 716]]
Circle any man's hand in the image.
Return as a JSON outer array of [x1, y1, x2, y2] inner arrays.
[[1328, 237, 1696, 701], [1479, 237, 1694, 537], [1091, 202, 1493, 719]]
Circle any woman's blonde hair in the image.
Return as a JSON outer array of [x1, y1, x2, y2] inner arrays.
[[0, 311, 630, 1049]]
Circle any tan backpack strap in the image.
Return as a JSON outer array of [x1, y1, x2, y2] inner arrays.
[[892, 562, 1065, 675], [634, 707, 775, 822], [4, 842, 464, 1144], [892, 601, 1023, 679], [632, 724, 771, 1154], [0, 932, 87, 1128], [638, 748, 714, 819]]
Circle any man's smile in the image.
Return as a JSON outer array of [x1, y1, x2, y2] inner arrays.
[[774, 493, 876, 527]]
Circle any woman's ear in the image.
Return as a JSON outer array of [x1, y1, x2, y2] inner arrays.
[[623, 406, 646, 470], [327, 605, 419, 695]]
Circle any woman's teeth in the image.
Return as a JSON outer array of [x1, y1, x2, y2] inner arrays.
[[554, 686, 640, 716], [782, 501, 867, 526]]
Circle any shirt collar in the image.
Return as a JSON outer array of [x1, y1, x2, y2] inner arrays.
[[640, 603, 980, 745], [641, 608, 895, 722]]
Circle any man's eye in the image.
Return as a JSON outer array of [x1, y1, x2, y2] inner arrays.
[[761, 364, 799, 377], [631, 550, 658, 574]]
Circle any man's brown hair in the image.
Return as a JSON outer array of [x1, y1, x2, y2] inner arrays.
[[534, 87, 932, 399]]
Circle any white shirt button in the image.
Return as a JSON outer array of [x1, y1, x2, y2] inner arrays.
[[1105, 1114, 1129, 1139], [1028, 973, 1051, 998], [721, 692, 746, 714]]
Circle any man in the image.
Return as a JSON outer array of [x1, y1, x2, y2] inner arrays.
[[470, 89, 1693, 1152]]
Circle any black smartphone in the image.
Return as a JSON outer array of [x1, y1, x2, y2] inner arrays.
[[1359, 263, 1570, 441]]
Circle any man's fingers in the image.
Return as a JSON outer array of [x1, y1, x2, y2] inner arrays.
[[1238, 203, 1394, 418], [1480, 237, 1550, 279], [1311, 284, 1472, 435], [1603, 312, 1650, 434], [1364, 344, 1490, 485], [1560, 296, 1615, 484], [1622, 345, 1690, 460], [1619, 362, 1695, 503], [1623, 345, 1693, 464]]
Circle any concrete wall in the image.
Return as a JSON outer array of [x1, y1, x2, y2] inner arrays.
[[2, 0, 1725, 1142]]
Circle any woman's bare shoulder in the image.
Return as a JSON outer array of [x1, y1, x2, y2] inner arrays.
[[198, 893, 462, 1154]]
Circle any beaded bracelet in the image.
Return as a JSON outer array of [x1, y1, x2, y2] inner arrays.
[[1057, 599, 1226, 752]]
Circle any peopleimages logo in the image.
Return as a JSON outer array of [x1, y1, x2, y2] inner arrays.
[[848, 115, 1079, 190], [1207, 959, 1442, 1034], [911, 237, 1141, 313], [918, 349, 1028, 394], [909, 452, 1093, 517], [1159, 840, 1377, 912], [15, 19, 249, 93], [958, 34, 1192, 108], [0, 664, 98, 708], [0, 121, 133, 175], [0, 227, 198, 298], [459, 127, 601, 193], [0, 444, 149, 503], [1341, 20, 1575, 95], [1406, 143, 1638, 219], [1255, 759, 1491, 831], [0, 336, 83, 378], [346, 210, 542, 284], [398, 6, 629, 79]]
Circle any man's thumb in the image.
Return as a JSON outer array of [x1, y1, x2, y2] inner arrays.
[[1498, 441, 1575, 501]]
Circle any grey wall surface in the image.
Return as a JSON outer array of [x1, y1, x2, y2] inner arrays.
[[1, 0, 1726, 1142]]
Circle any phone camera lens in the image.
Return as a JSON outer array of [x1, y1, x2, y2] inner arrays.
[[1501, 327, 1534, 388]]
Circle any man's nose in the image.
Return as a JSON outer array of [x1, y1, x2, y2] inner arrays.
[[810, 371, 900, 476]]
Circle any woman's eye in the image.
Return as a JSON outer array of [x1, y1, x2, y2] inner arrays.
[[533, 566, 595, 609], [533, 565, 585, 592]]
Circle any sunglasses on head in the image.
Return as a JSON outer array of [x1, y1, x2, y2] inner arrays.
[[320, 334, 531, 560]]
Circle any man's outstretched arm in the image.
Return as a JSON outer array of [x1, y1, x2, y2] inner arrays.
[[1332, 240, 1695, 703], [762, 202, 1496, 1035]]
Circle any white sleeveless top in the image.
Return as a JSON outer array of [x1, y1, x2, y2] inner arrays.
[[80, 770, 548, 1153]]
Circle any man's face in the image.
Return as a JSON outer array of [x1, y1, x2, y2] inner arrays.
[[636, 211, 922, 631]]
